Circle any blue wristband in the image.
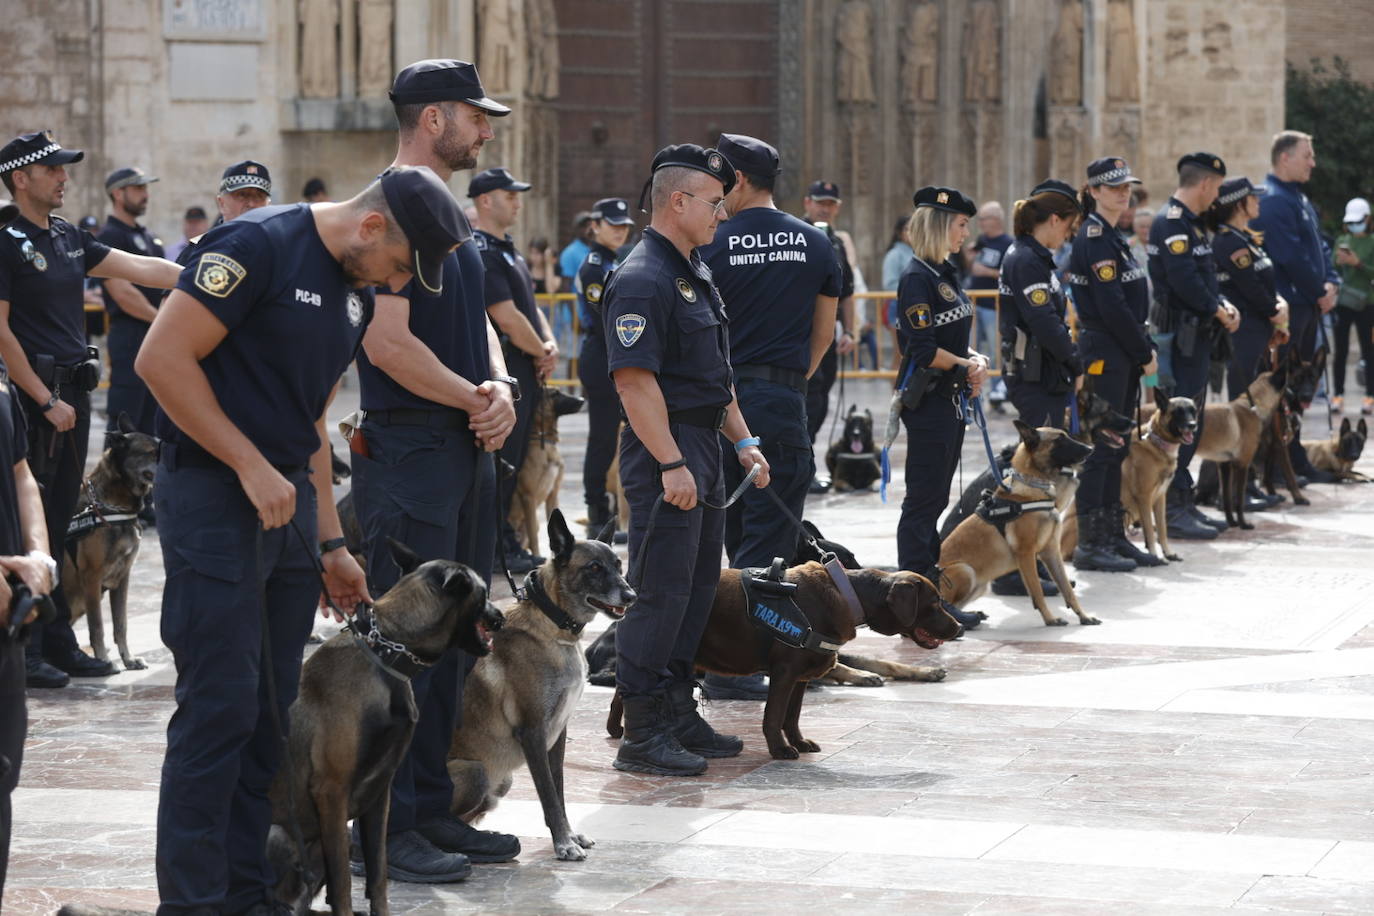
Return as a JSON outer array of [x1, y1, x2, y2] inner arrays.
[[735, 436, 761, 452]]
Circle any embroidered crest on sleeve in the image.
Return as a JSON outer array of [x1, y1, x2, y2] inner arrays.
[[586, 282, 603, 304], [616, 313, 647, 346], [1165, 234, 1189, 255], [1092, 259, 1117, 282], [905, 303, 932, 329], [193, 252, 247, 298], [1027, 286, 1051, 306], [1230, 249, 1253, 269]]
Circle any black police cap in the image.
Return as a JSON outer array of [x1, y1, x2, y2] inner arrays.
[[467, 167, 531, 198], [1086, 157, 1142, 187], [716, 133, 781, 177], [378, 165, 473, 295], [913, 185, 977, 217], [1177, 151, 1227, 176], [219, 160, 272, 196], [1216, 176, 1267, 207], [0, 130, 84, 175], [807, 180, 841, 201], [637, 143, 736, 211], [1030, 178, 1082, 211], [591, 197, 634, 226], [389, 59, 511, 116]]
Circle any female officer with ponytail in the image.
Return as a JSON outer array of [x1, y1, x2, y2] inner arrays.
[[1068, 158, 1162, 572], [999, 179, 1083, 427], [894, 186, 987, 629]]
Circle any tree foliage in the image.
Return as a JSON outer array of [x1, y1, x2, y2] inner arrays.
[[1286, 57, 1374, 232]]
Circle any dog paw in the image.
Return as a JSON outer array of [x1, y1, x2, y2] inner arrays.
[[1045, 618, 1068, 627], [792, 739, 821, 753], [555, 840, 588, 861], [122, 657, 148, 671], [919, 667, 948, 682], [570, 833, 595, 849], [770, 745, 801, 760], [1296, 496, 1311, 506], [1240, 522, 1255, 530], [1079, 616, 1102, 626], [1165, 553, 1182, 562], [852, 674, 884, 687]]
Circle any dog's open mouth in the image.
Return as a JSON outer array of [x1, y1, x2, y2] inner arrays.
[[912, 627, 944, 650], [1099, 429, 1125, 448], [849, 436, 865, 454], [476, 620, 496, 651], [1180, 429, 1196, 445], [586, 596, 627, 618]]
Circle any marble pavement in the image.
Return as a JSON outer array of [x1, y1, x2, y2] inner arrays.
[[7, 376, 1374, 915]]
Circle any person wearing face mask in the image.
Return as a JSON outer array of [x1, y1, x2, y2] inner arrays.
[[1332, 197, 1374, 416]]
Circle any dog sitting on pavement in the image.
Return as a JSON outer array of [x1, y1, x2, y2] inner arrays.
[[825, 405, 882, 492], [447, 509, 635, 861], [1121, 389, 1199, 562], [509, 390, 584, 556], [62, 412, 158, 672], [1304, 416, 1370, 482]]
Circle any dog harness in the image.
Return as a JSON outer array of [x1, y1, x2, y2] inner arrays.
[[65, 479, 139, 544], [741, 558, 843, 655], [523, 568, 587, 636], [345, 605, 438, 681]]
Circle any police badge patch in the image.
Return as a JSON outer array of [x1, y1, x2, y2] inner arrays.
[[1028, 287, 1051, 306], [937, 282, 957, 302], [586, 282, 603, 303], [1167, 235, 1189, 255], [905, 303, 932, 329], [1231, 249, 1252, 269], [31, 251, 47, 271], [194, 252, 246, 298], [346, 292, 364, 327], [1093, 259, 1117, 282], [675, 278, 697, 302], [616, 313, 647, 347]]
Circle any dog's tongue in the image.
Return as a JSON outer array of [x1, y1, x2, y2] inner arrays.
[[1182, 430, 1195, 444], [850, 437, 864, 453]]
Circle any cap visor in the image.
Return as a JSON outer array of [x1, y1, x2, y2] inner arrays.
[[510, 181, 533, 192], [1251, 186, 1269, 197], [41, 149, 84, 166], [466, 96, 512, 116], [809, 194, 840, 201], [606, 216, 635, 226]]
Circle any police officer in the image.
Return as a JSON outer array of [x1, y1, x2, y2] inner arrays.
[[1068, 158, 1160, 570], [700, 133, 842, 701], [137, 166, 466, 914], [604, 144, 770, 776], [0, 130, 182, 688], [98, 166, 165, 435], [801, 180, 857, 490], [1149, 152, 1241, 540], [350, 58, 520, 882], [894, 186, 987, 629], [575, 196, 634, 540], [471, 166, 557, 573]]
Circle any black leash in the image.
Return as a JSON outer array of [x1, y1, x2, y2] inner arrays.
[[626, 463, 759, 590]]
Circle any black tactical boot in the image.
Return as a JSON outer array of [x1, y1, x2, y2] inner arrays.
[[1182, 488, 1228, 531], [990, 569, 1060, 597], [613, 693, 708, 776], [1071, 509, 1136, 571], [666, 681, 743, 758], [1108, 505, 1166, 567], [1166, 491, 1219, 541]]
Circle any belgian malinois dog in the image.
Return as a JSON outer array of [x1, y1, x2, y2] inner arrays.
[[509, 390, 585, 555], [268, 540, 504, 916], [1258, 345, 1326, 502], [448, 509, 635, 861], [1195, 368, 1287, 530], [1122, 390, 1199, 562], [62, 412, 158, 671], [939, 422, 1096, 627], [825, 405, 882, 492], [1304, 416, 1370, 482]]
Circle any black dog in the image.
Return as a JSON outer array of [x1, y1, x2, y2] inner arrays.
[[826, 405, 882, 491]]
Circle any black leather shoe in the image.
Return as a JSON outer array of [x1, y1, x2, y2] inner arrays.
[[1109, 506, 1166, 567], [53, 652, 118, 678], [503, 550, 543, 574], [1166, 502, 1218, 541], [25, 656, 69, 688], [418, 812, 520, 863], [808, 474, 832, 495], [359, 830, 471, 883], [938, 596, 985, 631], [702, 672, 768, 701], [1187, 504, 1228, 532], [990, 571, 1060, 597]]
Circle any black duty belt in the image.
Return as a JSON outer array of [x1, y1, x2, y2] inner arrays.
[[159, 440, 307, 476], [667, 406, 728, 430], [734, 364, 808, 393], [366, 407, 467, 430]]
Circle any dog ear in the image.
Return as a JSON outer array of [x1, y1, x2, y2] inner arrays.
[[440, 564, 476, 600], [1153, 386, 1169, 412], [864, 408, 872, 420], [387, 538, 422, 576], [1270, 362, 1288, 390], [1341, 416, 1352, 436], [547, 508, 576, 561], [802, 519, 822, 539], [116, 412, 136, 435], [1359, 418, 1368, 439], [1192, 386, 1209, 409], [1012, 419, 1040, 447]]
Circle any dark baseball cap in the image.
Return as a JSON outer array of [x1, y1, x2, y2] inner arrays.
[[807, 180, 841, 201], [467, 167, 531, 198], [389, 59, 511, 116], [716, 133, 781, 177], [378, 165, 472, 295], [219, 160, 272, 196], [0, 130, 84, 175], [105, 167, 159, 192], [591, 197, 634, 226], [1086, 157, 1143, 187], [913, 185, 977, 217], [1030, 178, 1082, 211], [184, 206, 208, 221], [1177, 151, 1227, 176]]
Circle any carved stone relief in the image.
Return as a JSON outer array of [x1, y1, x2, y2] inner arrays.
[[1049, 0, 1083, 106], [356, 0, 393, 98], [527, 0, 560, 100], [1106, 0, 1140, 103], [836, 0, 876, 104], [479, 0, 523, 95], [901, 2, 939, 106], [298, 0, 339, 98], [963, 0, 1000, 103]]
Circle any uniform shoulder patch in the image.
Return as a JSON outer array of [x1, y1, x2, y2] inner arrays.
[[1085, 223, 1102, 238], [588, 251, 602, 265], [615, 313, 647, 347], [1027, 286, 1051, 306], [194, 251, 247, 298], [905, 303, 932, 329], [1165, 234, 1189, 255], [1167, 205, 1183, 219], [936, 282, 957, 302], [474, 234, 488, 250], [1092, 259, 1117, 282], [586, 282, 603, 304], [675, 277, 697, 302], [1230, 248, 1253, 269]]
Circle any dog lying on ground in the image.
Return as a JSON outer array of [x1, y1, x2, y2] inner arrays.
[[826, 405, 882, 492], [269, 540, 503, 915], [607, 564, 959, 759], [509, 390, 584, 555], [62, 413, 158, 671], [1304, 416, 1370, 482], [1194, 369, 1287, 530], [1121, 390, 1198, 562], [938, 421, 1096, 627], [447, 509, 634, 862]]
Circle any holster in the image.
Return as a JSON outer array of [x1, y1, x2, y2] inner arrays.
[[1015, 328, 1043, 383], [1149, 298, 1174, 334], [32, 354, 55, 388], [1176, 314, 1201, 358]]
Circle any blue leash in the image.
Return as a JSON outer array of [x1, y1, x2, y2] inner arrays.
[[961, 390, 1004, 487], [879, 358, 919, 503], [1067, 391, 1080, 436]]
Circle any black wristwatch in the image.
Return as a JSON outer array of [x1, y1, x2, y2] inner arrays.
[[319, 536, 348, 556], [42, 393, 60, 411], [490, 374, 522, 402]]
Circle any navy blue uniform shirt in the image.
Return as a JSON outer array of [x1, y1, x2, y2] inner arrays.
[[574, 241, 620, 332], [0, 214, 110, 364], [0, 356, 29, 555], [357, 240, 490, 411], [701, 207, 842, 374], [602, 227, 733, 412], [97, 215, 164, 320], [970, 233, 1013, 292], [805, 219, 855, 300], [1252, 175, 1341, 305], [1148, 196, 1221, 322], [896, 255, 971, 371], [1069, 212, 1153, 363], [1212, 225, 1278, 320], [999, 235, 1081, 374], [475, 229, 541, 339], [158, 204, 373, 467]]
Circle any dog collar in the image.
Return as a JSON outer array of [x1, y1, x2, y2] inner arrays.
[[999, 469, 1056, 495], [525, 569, 586, 636], [1146, 430, 1180, 455], [346, 606, 437, 680], [66, 479, 142, 540]]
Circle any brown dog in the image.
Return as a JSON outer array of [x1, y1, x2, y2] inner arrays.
[[607, 564, 959, 759], [509, 390, 584, 555], [939, 422, 1096, 627], [1304, 416, 1370, 481], [1195, 368, 1286, 529], [1122, 390, 1198, 562]]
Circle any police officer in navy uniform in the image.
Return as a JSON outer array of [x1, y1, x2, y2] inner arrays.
[[0, 130, 183, 688], [575, 196, 634, 540], [471, 166, 558, 572], [700, 133, 842, 701], [801, 180, 856, 488], [137, 165, 466, 915], [98, 166, 165, 435], [893, 186, 987, 630], [604, 144, 770, 776], [169, 162, 275, 274], [1068, 158, 1162, 570], [1148, 152, 1241, 540], [350, 58, 520, 882]]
